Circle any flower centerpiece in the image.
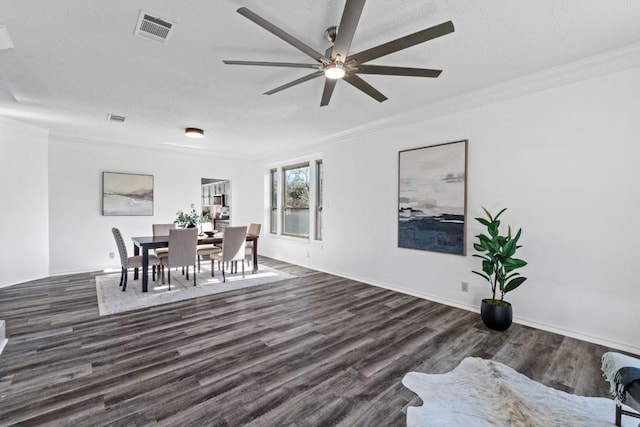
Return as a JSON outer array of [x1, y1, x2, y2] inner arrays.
[[174, 209, 201, 228]]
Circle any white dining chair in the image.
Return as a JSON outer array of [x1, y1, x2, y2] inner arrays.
[[158, 228, 198, 289], [245, 223, 261, 266], [152, 223, 175, 277], [197, 243, 222, 273], [209, 226, 247, 282]]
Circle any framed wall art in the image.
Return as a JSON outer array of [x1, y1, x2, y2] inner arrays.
[[102, 172, 154, 216], [398, 140, 468, 255]]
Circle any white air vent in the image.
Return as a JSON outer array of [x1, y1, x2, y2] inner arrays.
[[107, 113, 126, 123], [134, 11, 174, 43]]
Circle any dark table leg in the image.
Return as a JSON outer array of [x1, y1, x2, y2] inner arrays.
[[252, 238, 258, 274], [133, 244, 140, 280], [142, 246, 149, 292]]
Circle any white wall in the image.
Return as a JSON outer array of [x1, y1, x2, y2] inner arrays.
[[47, 136, 256, 274], [0, 119, 50, 287], [3, 54, 638, 354], [259, 64, 640, 354]]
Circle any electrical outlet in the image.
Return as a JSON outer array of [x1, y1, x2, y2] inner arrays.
[[109, 252, 115, 259], [461, 281, 469, 292]]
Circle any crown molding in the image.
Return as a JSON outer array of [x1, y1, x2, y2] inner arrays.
[[0, 116, 50, 137], [296, 42, 640, 151], [47, 132, 247, 162]]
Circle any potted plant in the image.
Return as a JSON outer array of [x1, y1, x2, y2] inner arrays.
[[472, 207, 527, 330], [174, 209, 201, 228]]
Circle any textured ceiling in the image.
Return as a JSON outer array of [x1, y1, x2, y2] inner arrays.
[[0, 0, 639, 159]]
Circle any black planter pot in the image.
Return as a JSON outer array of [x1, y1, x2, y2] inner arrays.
[[480, 299, 513, 331]]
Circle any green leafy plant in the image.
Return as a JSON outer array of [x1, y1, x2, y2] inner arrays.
[[174, 209, 201, 228], [472, 207, 527, 304]]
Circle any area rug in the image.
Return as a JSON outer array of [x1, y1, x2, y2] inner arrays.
[[402, 357, 637, 426], [95, 264, 294, 316]]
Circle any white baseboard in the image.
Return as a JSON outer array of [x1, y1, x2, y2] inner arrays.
[[0, 267, 115, 290], [271, 257, 640, 356], [0, 275, 47, 289]]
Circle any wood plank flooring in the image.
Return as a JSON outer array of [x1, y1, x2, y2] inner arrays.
[[0, 257, 627, 426]]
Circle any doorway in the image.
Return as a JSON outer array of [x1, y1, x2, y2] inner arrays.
[[201, 178, 231, 233]]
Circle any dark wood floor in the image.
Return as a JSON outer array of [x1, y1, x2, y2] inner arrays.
[[0, 257, 623, 426]]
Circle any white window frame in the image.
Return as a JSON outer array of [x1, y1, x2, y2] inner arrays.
[[267, 154, 322, 241], [282, 162, 310, 238], [269, 168, 278, 234], [315, 159, 323, 241]]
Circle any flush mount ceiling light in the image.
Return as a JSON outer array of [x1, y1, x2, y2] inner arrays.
[[185, 127, 204, 138]]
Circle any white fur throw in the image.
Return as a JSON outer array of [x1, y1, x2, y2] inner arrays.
[[402, 357, 636, 426]]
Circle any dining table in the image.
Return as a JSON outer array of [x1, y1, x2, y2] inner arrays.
[[131, 233, 259, 292]]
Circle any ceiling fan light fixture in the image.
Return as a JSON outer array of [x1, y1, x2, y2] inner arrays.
[[185, 127, 204, 138], [324, 63, 346, 79], [226, 6, 453, 106]]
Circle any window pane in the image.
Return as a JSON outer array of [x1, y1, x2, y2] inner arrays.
[[270, 209, 277, 233], [283, 209, 309, 236], [270, 169, 277, 234], [316, 160, 323, 240], [283, 164, 309, 237]]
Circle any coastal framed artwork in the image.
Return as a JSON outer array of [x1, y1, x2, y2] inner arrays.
[[398, 140, 468, 255], [102, 172, 154, 216]]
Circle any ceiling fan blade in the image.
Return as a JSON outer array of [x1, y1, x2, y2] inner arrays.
[[320, 78, 338, 107], [331, 0, 366, 61], [347, 21, 454, 65], [264, 70, 325, 95], [223, 60, 322, 69], [237, 7, 329, 64], [356, 64, 442, 77], [343, 75, 388, 103]]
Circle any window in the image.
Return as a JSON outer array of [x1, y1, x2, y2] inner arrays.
[[270, 169, 277, 234], [315, 160, 323, 240], [267, 157, 322, 240], [283, 163, 310, 237]]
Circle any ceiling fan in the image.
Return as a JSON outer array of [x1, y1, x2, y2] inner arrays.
[[223, 0, 454, 106]]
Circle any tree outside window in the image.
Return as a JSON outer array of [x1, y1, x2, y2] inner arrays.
[[283, 164, 309, 237]]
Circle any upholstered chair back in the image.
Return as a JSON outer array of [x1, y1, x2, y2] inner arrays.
[[153, 223, 176, 236], [167, 228, 198, 269], [111, 227, 129, 268], [220, 226, 248, 263], [247, 223, 262, 236]]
